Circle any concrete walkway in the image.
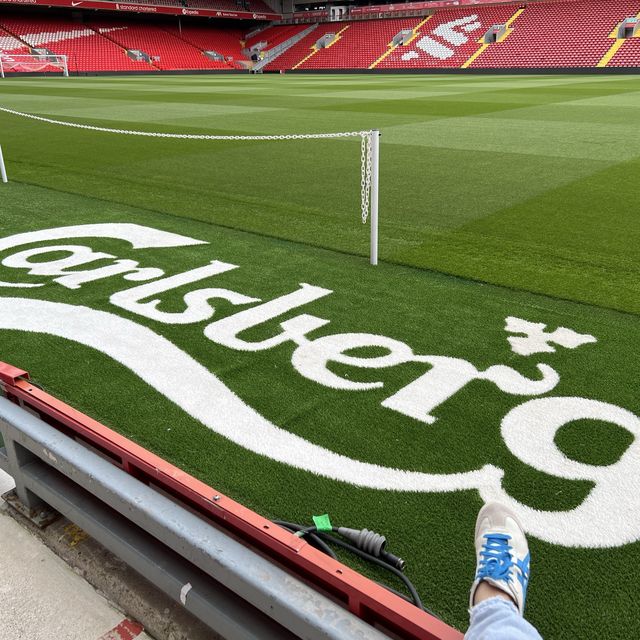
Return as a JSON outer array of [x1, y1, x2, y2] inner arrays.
[[0, 468, 152, 640]]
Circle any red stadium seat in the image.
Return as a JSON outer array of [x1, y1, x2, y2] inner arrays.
[[0, 16, 155, 72], [4, 0, 640, 74], [472, 0, 640, 68], [89, 19, 229, 71], [298, 18, 422, 70]]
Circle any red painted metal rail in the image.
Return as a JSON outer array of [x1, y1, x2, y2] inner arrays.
[[0, 360, 463, 640]]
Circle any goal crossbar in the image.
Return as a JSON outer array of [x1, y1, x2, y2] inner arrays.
[[0, 105, 380, 265]]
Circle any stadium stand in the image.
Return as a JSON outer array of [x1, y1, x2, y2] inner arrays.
[[0, 16, 152, 72], [297, 17, 422, 69], [245, 23, 309, 52], [471, 0, 640, 68], [376, 5, 519, 69], [263, 23, 345, 70], [4, 0, 640, 73], [162, 23, 248, 67], [608, 33, 640, 66], [0, 24, 63, 73], [0, 26, 28, 54], [89, 19, 227, 70]]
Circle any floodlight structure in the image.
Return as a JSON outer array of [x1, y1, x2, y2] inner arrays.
[[0, 54, 69, 78]]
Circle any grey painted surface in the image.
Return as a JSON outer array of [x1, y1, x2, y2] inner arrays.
[[0, 398, 392, 640], [0, 467, 153, 640]]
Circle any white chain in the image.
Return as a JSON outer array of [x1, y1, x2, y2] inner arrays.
[[0, 106, 371, 141], [360, 132, 372, 224], [0, 105, 375, 225]]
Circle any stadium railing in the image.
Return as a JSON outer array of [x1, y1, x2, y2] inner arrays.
[[0, 361, 463, 640]]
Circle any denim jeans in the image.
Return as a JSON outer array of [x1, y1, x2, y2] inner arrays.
[[465, 597, 543, 640]]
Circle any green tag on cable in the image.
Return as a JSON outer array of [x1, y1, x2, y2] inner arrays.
[[312, 513, 332, 532]]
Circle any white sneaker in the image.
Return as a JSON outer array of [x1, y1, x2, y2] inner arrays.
[[469, 502, 531, 615]]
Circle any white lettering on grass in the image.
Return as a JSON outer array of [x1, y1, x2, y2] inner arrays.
[[2, 245, 164, 289], [111, 261, 259, 324], [0, 223, 204, 288], [3, 245, 115, 276], [292, 333, 416, 391], [382, 358, 559, 425], [54, 260, 164, 289], [0, 223, 626, 549], [505, 316, 597, 356], [1, 297, 635, 547], [0, 223, 206, 253], [0, 296, 499, 496], [204, 283, 333, 350], [481, 397, 640, 548]]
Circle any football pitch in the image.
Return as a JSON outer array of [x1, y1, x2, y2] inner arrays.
[[1, 73, 639, 638]]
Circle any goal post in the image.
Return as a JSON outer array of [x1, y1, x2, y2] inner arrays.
[[0, 54, 69, 78]]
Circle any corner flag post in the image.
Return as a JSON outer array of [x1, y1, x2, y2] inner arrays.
[[0, 145, 7, 183], [370, 130, 380, 265]]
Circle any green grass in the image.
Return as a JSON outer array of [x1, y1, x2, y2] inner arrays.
[[2, 74, 640, 313], [1, 74, 639, 638]]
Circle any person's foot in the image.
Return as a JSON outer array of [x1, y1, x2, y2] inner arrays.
[[469, 502, 531, 615]]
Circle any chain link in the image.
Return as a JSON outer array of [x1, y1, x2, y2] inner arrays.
[[0, 105, 375, 225], [0, 106, 372, 141], [360, 132, 372, 225]]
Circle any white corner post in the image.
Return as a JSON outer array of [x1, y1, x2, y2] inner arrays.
[[0, 144, 7, 183], [370, 129, 380, 266], [0, 57, 4, 79]]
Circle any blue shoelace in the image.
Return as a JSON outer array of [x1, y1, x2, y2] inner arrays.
[[477, 533, 514, 582]]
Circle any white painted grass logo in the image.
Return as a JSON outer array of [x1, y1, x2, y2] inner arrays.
[[1, 224, 639, 549]]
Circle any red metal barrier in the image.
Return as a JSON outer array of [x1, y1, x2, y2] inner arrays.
[[0, 360, 463, 640]]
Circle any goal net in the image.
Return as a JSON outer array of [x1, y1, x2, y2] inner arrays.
[[0, 54, 69, 78]]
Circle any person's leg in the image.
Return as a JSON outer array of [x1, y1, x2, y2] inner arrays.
[[465, 502, 543, 640], [465, 598, 541, 640]]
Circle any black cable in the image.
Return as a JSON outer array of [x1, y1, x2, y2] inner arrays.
[[375, 582, 414, 604], [273, 520, 338, 559], [273, 520, 442, 620], [314, 531, 428, 614]]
